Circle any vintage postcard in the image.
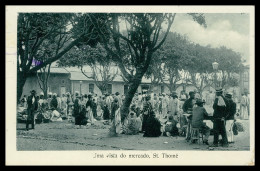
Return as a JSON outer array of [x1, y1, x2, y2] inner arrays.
[[6, 5, 255, 165]]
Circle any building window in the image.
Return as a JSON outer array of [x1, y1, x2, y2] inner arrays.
[[89, 83, 94, 93], [124, 85, 129, 95], [61, 79, 65, 84], [107, 84, 112, 94], [161, 85, 164, 93], [243, 71, 249, 82]]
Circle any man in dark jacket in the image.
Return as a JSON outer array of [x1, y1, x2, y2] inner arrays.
[[26, 90, 38, 130], [225, 93, 237, 143], [182, 91, 196, 114], [210, 88, 229, 147]]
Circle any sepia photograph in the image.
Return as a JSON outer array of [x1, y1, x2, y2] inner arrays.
[[6, 5, 255, 165]]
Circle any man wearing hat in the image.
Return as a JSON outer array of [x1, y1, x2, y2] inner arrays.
[[225, 93, 237, 144], [191, 99, 210, 145], [210, 87, 229, 147], [26, 90, 38, 130]]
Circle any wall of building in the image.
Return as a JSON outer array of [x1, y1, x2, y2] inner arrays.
[[71, 81, 126, 96], [21, 73, 71, 98]]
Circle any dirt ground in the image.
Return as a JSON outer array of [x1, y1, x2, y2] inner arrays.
[[16, 117, 250, 151]]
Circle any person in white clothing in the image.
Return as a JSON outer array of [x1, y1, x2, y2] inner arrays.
[[240, 93, 249, 120], [167, 92, 180, 120], [161, 93, 169, 119]]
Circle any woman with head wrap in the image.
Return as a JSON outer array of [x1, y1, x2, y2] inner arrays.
[[141, 95, 153, 133], [86, 94, 94, 124], [73, 92, 85, 128], [109, 97, 122, 136], [123, 104, 141, 135], [50, 93, 58, 110], [210, 87, 229, 147], [103, 94, 111, 120]]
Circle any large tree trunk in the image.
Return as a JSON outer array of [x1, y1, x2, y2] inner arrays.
[[120, 75, 142, 122], [44, 89, 48, 99], [96, 83, 107, 95], [169, 82, 177, 94], [17, 71, 27, 103]]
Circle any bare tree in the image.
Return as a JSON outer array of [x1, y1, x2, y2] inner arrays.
[[58, 44, 118, 94]]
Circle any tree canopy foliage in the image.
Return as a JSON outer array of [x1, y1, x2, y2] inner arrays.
[[17, 13, 107, 100], [145, 32, 243, 94]]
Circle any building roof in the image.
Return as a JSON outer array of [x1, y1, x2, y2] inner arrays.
[[36, 67, 70, 74], [69, 71, 152, 83], [44, 65, 193, 85]]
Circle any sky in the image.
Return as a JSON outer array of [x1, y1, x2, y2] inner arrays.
[[170, 13, 251, 63]]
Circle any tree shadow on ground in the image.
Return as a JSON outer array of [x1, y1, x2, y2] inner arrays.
[[17, 128, 28, 131]]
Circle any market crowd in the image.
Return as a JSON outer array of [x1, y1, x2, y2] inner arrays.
[[18, 87, 250, 147]]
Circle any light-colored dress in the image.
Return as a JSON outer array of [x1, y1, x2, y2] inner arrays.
[[86, 106, 94, 123], [168, 98, 179, 118], [240, 95, 249, 120], [60, 97, 68, 117], [162, 97, 169, 118], [115, 108, 122, 134]]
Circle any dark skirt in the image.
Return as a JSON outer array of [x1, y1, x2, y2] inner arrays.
[[75, 115, 86, 125], [142, 114, 149, 132], [103, 106, 110, 120], [143, 117, 162, 137]]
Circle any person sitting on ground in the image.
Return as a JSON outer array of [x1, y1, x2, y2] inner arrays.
[[162, 115, 179, 137], [124, 105, 141, 135], [191, 99, 210, 145], [143, 111, 162, 137]]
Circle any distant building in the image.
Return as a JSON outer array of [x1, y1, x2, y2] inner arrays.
[[22, 67, 71, 97], [22, 63, 250, 101], [21, 65, 197, 98]]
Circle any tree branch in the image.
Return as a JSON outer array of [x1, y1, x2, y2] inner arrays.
[[152, 13, 176, 52]]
